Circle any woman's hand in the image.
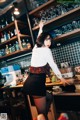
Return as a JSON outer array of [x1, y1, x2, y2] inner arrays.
[[38, 20, 45, 29], [60, 77, 71, 86], [37, 20, 46, 37]]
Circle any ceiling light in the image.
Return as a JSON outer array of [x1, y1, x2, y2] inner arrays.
[[14, 8, 20, 15], [13, 2, 20, 15]]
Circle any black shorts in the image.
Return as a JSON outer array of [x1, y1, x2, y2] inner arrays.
[[23, 73, 46, 96]]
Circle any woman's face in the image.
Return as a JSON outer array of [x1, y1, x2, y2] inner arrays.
[[44, 35, 51, 48]]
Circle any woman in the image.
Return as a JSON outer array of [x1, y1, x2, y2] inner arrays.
[[23, 21, 70, 120]]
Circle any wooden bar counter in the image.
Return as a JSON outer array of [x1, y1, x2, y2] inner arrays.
[[0, 78, 80, 120]]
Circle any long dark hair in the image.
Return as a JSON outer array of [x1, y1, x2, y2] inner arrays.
[[36, 32, 53, 47]]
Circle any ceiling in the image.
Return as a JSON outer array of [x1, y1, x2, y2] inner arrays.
[[0, 0, 24, 16]]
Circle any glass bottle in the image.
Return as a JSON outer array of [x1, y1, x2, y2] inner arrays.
[[5, 45, 10, 54], [5, 20, 8, 26], [7, 32, 11, 40], [9, 44, 12, 53], [11, 14, 15, 22], [22, 39, 27, 48], [3, 32, 7, 41], [1, 33, 4, 43], [10, 31, 14, 38], [8, 31, 11, 38], [15, 41, 20, 51], [14, 29, 17, 36], [26, 39, 31, 49], [1, 18, 5, 28], [11, 44, 15, 52]]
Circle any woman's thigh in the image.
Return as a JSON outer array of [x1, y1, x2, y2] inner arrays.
[[33, 96, 46, 112]]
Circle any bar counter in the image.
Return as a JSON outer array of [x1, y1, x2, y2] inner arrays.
[[0, 78, 80, 120]]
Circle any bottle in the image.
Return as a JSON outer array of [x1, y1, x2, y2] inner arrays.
[[5, 20, 8, 26], [11, 14, 15, 22], [1, 18, 5, 28], [1, 33, 4, 43], [22, 39, 27, 48], [10, 31, 14, 38], [26, 39, 31, 49], [9, 44, 12, 53], [11, 44, 15, 52], [14, 29, 17, 36], [7, 32, 11, 40], [8, 31, 11, 38], [15, 41, 20, 51], [5, 45, 10, 54], [3, 32, 7, 41]]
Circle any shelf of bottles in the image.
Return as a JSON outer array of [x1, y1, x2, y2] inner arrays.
[[30, 2, 80, 31], [50, 19, 80, 41], [0, 15, 32, 59], [28, 0, 80, 42], [53, 28, 80, 41], [0, 39, 32, 59], [29, 0, 55, 15], [0, 34, 30, 46], [0, 48, 32, 59], [0, 36, 32, 58]]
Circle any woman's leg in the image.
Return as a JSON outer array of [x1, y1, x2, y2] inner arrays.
[[46, 92, 53, 114], [33, 96, 48, 120]]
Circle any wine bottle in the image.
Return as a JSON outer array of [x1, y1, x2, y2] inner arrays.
[[22, 39, 27, 48], [5, 45, 10, 54], [15, 41, 20, 51]]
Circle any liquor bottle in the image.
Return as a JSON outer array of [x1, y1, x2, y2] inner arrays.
[[15, 41, 20, 51], [1, 33, 4, 43], [5, 20, 8, 26], [11, 44, 15, 52], [3, 32, 7, 41], [11, 14, 15, 22], [8, 31, 11, 38], [9, 44, 12, 53], [7, 32, 11, 40], [5, 45, 10, 54], [22, 39, 27, 48], [10, 31, 14, 38], [1, 18, 5, 28], [14, 29, 17, 36], [26, 39, 31, 49]]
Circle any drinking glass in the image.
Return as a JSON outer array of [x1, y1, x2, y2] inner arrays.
[[77, 20, 80, 28], [67, 23, 73, 32], [33, 18, 39, 27], [72, 20, 78, 29], [54, 29, 62, 36], [62, 25, 68, 34]]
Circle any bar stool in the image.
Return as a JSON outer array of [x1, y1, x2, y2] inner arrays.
[[27, 92, 57, 120]]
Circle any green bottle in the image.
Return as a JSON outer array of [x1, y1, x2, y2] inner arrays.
[[22, 39, 27, 48], [15, 41, 20, 51], [5, 45, 10, 54]]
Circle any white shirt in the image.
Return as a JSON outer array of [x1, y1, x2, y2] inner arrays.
[[31, 45, 62, 79]]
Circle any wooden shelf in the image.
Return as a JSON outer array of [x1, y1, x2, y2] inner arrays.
[[0, 34, 30, 46], [0, 21, 15, 32], [54, 29, 80, 41], [32, 7, 80, 31], [0, 36, 18, 46], [0, 20, 26, 32], [0, 48, 32, 60], [29, 0, 55, 15], [20, 34, 30, 38]]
